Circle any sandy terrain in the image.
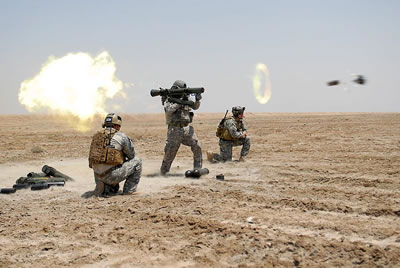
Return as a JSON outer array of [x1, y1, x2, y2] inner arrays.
[[0, 113, 399, 267]]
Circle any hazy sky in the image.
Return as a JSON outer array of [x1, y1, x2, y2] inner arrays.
[[1, 0, 399, 114]]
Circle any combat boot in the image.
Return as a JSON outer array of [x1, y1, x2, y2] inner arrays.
[[94, 181, 105, 197], [239, 156, 246, 162], [122, 175, 139, 195], [160, 161, 169, 176], [103, 184, 119, 196]]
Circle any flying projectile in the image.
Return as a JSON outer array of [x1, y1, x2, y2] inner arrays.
[[327, 75, 367, 87], [327, 80, 340, 86], [353, 75, 366, 85]]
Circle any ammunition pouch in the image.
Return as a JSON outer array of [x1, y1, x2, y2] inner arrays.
[[216, 125, 224, 138], [220, 129, 234, 141], [105, 147, 125, 166]]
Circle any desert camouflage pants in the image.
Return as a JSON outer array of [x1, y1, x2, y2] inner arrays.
[[95, 157, 142, 194], [212, 136, 251, 162], [161, 125, 202, 174]]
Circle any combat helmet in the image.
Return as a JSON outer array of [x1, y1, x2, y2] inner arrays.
[[232, 106, 245, 117], [172, 80, 187, 89], [102, 113, 122, 128]]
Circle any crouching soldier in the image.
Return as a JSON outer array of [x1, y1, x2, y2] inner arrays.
[[88, 113, 142, 196], [207, 106, 251, 162]]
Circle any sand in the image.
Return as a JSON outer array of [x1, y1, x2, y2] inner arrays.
[[0, 113, 399, 267]]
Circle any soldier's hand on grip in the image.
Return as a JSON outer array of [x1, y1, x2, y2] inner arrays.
[[161, 95, 167, 104], [195, 93, 202, 101]]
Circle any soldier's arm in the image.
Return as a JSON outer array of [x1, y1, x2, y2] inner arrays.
[[164, 100, 184, 113], [122, 136, 135, 160], [225, 119, 245, 139], [242, 120, 248, 132]]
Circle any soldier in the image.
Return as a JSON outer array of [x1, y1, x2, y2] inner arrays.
[[88, 113, 142, 196], [160, 80, 203, 175], [207, 106, 251, 162]]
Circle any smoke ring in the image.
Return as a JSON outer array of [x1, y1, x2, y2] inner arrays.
[[252, 63, 272, 104]]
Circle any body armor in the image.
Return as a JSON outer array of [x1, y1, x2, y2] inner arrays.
[[88, 128, 125, 168], [164, 100, 192, 126], [219, 117, 244, 141]]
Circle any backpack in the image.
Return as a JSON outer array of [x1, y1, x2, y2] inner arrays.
[[88, 129, 124, 168]]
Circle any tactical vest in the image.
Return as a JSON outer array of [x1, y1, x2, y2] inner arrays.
[[218, 117, 243, 141], [165, 112, 190, 126], [88, 128, 125, 168], [165, 101, 191, 126]]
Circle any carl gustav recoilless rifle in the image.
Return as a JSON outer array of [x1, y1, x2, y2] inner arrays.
[[150, 86, 205, 106]]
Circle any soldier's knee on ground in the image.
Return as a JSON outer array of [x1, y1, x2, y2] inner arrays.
[[135, 158, 143, 172]]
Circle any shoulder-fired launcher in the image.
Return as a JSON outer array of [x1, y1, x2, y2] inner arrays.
[[150, 87, 205, 97]]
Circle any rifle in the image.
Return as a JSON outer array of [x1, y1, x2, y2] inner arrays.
[[216, 110, 229, 137], [221, 110, 229, 123]]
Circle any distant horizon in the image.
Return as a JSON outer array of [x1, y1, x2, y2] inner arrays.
[[1, 111, 398, 117], [1, 1, 399, 114]]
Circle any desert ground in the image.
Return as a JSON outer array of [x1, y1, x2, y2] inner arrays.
[[0, 112, 399, 267]]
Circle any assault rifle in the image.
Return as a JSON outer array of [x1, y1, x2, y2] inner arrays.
[[216, 110, 229, 137], [221, 110, 229, 124]]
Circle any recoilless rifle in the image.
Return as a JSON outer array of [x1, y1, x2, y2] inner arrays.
[[150, 87, 205, 97], [0, 165, 72, 194], [150, 86, 205, 106]]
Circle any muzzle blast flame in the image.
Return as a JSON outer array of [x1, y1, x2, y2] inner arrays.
[[18, 51, 125, 131]]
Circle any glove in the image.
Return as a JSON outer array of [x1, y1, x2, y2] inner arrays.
[[195, 93, 202, 101], [161, 95, 167, 104]]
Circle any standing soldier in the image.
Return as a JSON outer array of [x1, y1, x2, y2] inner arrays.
[[88, 113, 142, 196], [160, 80, 203, 175], [207, 106, 251, 162]]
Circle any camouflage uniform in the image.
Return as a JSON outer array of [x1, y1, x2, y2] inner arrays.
[[93, 131, 142, 194], [211, 117, 251, 162], [160, 98, 202, 174]]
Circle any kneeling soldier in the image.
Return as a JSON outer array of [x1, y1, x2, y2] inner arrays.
[[207, 106, 251, 162], [89, 113, 142, 196]]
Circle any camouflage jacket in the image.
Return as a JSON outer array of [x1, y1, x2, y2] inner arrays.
[[220, 117, 247, 141], [164, 98, 200, 126]]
